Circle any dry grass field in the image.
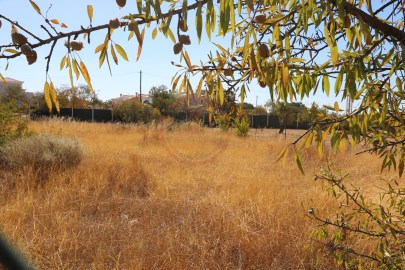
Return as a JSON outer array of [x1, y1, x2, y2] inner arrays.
[[0, 119, 394, 269]]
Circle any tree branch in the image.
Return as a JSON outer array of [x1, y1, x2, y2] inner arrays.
[[330, 0, 405, 42]]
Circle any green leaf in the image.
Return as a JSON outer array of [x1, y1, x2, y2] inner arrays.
[[331, 44, 338, 67], [277, 145, 289, 162], [136, 0, 142, 14], [115, 44, 128, 61], [294, 149, 305, 175], [399, 157, 404, 177], [322, 75, 330, 96], [196, 2, 203, 43]]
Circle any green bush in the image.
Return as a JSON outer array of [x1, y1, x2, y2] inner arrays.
[[0, 102, 29, 146], [215, 113, 231, 131], [233, 116, 250, 137], [114, 100, 158, 123], [0, 133, 82, 172]]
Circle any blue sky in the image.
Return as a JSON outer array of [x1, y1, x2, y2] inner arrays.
[[0, 0, 341, 107]]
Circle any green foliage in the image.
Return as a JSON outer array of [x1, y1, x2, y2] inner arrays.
[[214, 113, 231, 131], [114, 99, 157, 123], [309, 165, 404, 270], [0, 102, 29, 146], [0, 86, 28, 110], [268, 101, 310, 129], [233, 115, 250, 137], [56, 84, 96, 109], [150, 85, 176, 114], [0, 133, 82, 172]]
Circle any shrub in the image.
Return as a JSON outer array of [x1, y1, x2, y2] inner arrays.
[[309, 165, 404, 269], [233, 116, 250, 137], [0, 102, 30, 146], [0, 133, 82, 172], [215, 113, 231, 131], [114, 100, 157, 123]]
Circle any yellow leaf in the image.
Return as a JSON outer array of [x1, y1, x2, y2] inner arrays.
[[29, 0, 41, 15], [79, 61, 94, 92], [72, 58, 80, 80], [152, 28, 158, 40], [67, 56, 74, 89], [115, 44, 128, 61], [50, 19, 59, 25], [282, 62, 289, 87], [94, 43, 105, 54], [61, 23, 68, 28], [5, 49, 18, 54], [50, 81, 60, 113], [183, 50, 192, 72], [0, 73, 5, 83], [111, 44, 118, 64], [136, 28, 145, 61], [87, 5, 93, 22], [60, 55, 66, 70], [331, 44, 338, 67], [44, 81, 52, 112], [218, 80, 224, 105], [334, 101, 339, 113]]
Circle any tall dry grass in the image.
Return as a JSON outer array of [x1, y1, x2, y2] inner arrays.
[[0, 119, 391, 269]]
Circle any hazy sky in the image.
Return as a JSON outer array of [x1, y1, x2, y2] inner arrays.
[[0, 0, 341, 107]]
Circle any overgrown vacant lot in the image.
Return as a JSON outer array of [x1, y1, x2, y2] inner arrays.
[[0, 120, 391, 269]]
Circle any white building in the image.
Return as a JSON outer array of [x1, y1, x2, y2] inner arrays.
[[0, 77, 24, 94]]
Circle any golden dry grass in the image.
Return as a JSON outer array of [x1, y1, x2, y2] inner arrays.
[[0, 119, 393, 269]]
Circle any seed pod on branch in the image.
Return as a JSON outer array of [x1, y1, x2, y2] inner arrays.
[[178, 19, 188, 32], [109, 18, 120, 29], [179, 35, 191, 45], [116, 0, 126, 8], [70, 40, 84, 51], [224, 69, 234, 76], [173, 43, 183, 55], [26, 50, 37, 65], [11, 32, 28, 46], [255, 14, 266, 24], [259, 43, 269, 58], [20, 44, 34, 56]]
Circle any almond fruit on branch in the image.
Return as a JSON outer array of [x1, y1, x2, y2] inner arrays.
[[109, 18, 120, 29], [11, 32, 28, 46], [173, 43, 183, 54], [26, 50, 37, 65], [116, 0, 126, 8], [179, 35, 191, 45]]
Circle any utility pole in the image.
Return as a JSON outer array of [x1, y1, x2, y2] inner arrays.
[[139, 70, 142, 103]]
